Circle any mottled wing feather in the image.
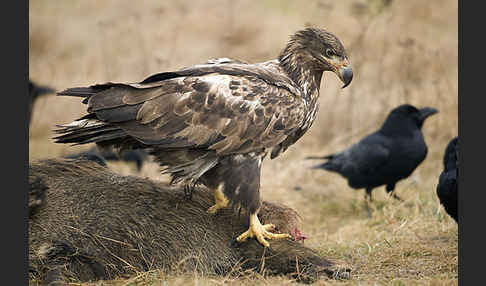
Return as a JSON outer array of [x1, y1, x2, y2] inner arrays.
[[86, 65, 305, 156]]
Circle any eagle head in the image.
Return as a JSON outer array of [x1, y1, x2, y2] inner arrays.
[[280, 27, 353, 88]]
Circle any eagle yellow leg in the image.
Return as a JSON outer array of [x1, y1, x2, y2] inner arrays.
[[207, 185, 229, 214], [236, 213, 291, 247]]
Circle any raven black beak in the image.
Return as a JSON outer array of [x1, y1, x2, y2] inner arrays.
[[339, 65, 353, 88], [419, 107, 439, 121]]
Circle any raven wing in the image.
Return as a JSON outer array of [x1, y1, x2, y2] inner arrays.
[[344, 135, 392, 177], [436, 169, 458, 222]]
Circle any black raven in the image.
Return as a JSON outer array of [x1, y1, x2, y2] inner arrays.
[[65, 146, 148, 171], [64, 147, 108, 167], [436, 136, 458, 223], [307, 104, 438, 207], [98, 148, 148, 171], [29, 80, 55, 125]]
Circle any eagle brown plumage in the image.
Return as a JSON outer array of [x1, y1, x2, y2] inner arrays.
[[54, 27, 352, 247]]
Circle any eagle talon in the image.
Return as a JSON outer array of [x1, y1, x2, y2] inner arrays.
[[207, 202, 227, 214], [263, 223, 276, 231], [236, 214, 291, 247], [207, 185, 229, 214]]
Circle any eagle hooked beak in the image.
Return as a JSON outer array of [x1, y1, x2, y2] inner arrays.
[[337, 60, 353, 89], [320, 55, 353, 88]]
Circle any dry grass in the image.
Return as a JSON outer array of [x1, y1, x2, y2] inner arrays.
[[29, 0, 457, 285]]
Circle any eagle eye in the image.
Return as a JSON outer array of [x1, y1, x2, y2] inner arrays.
[[326, 48, 336, 58]]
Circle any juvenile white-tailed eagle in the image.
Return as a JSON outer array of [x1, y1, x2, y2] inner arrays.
[[54, 27, 352, 247]]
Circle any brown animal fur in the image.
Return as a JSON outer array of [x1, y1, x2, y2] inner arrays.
[[29, 159, 351, 285]]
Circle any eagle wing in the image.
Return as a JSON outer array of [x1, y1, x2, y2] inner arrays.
[[56, 62, 306, 157]]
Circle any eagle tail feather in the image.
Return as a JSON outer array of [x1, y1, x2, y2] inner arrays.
[[53, 116, 128, 145], [162, 153, 219, 185], [57, 83, 121, 103], [57, 87, 97, 97]]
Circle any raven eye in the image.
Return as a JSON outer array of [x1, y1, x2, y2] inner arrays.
[[326, 49, 336, 57]]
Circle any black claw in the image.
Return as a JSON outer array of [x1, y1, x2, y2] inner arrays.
[[390, 192, 403, 201], [364, 201, 372, 218], [364, 189, 373, 217], [183, 184, 194, 201], [231, 238, 240, 248]]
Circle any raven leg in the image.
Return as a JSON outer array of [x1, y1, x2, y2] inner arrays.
[[236, 212, 291, 248], [207, 184, 229, 214], [390, 192, 403, 201], [364, 188, 373, 217], [386, 184, 402, 201], [365, 188, 373, 202]]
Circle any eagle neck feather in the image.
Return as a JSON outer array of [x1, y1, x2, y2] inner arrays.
[[278, 46, 324, 134], [278, 49, 323, 109]]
